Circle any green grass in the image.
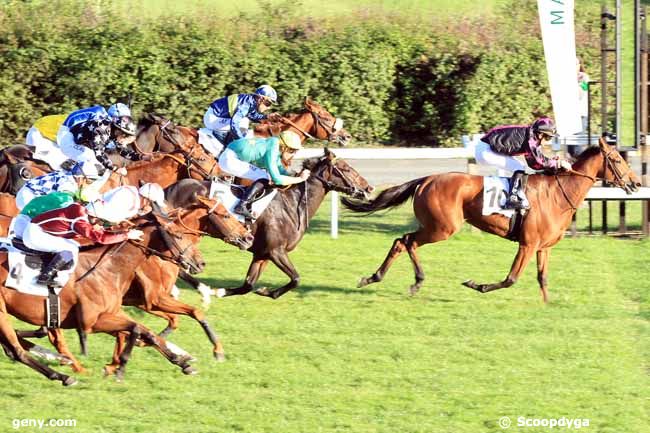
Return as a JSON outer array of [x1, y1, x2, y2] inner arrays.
[[0, 199, 648, 433]]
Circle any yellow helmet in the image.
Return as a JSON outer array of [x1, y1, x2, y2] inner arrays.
[[278, 131, 302, 151]]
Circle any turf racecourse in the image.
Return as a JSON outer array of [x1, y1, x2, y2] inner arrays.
[[0, 201, 648, 433]]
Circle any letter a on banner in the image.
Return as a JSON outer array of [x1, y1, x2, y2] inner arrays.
[[537, 0, 582, 137]]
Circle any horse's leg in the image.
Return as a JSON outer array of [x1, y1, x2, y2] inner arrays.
[[46, 328, 86, 373], [536, 249, 551, 304], [92, 311, 195, 377], [357, 235, 408, 288], [463, 245, 537, 293], [404, 233, 427, 296], [178, 271, 213, 306], [77, 327, 88, 356], [222, 257, 269, 297], [0, 313, 76, 386], [149, 295, 225, 361], [103, 332, 126, 378], [15, 326, 48, 339], [255, 250, 299, 299], [142, 309, 179, 338]]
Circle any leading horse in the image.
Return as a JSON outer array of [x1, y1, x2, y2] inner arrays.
[[342, 139, 641, 303]]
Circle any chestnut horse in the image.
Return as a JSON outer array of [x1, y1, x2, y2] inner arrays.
[[0, 212, 207, 385], [0, 146, 51, 194], [342, 139, 641, 303], [218, 149, 373, 299]]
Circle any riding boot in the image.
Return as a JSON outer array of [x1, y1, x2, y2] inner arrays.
[[234, 180, 267, 219], [37, 253, 74, 287], [504, 170, 526, 210]]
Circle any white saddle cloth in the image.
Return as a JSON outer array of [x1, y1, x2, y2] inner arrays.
[[209, 179, 277, 223], [482, 177, 515, 217]]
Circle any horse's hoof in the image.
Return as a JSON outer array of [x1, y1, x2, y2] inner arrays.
[[103, 365, 117, 377], [408, 285, 420, 296], [182, 365, 198, 375], [357, 277, 369, 288], [215, 288, 226, 298], [115, 370, 125, 382], [62, 376, 78, 387], [462, 279, 476, 289], [213, 352, 226, 362], [254, 287, 271, 297]]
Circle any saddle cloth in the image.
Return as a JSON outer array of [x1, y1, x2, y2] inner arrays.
[[197, 128, 224, 158], [209, 179, 277, 223], [0, 238, 72, 296], [482, 176, 515, 217]]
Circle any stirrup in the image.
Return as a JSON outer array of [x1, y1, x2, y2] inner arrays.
[[503, 195, 524, 210], [234, 204, 254, 219]]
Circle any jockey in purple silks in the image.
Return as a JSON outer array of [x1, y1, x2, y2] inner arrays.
[[474, 117, 572, 210]]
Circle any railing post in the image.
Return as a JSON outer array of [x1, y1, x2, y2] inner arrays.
[[331, 191, 339, 239]]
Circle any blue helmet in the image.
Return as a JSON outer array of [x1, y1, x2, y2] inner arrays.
[[255, 85, 277, 104]]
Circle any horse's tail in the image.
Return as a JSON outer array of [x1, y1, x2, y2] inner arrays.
[[341, 176, 427, 214]]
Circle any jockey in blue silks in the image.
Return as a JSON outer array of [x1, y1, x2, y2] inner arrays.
[[203, 85, 283, 147], [56, 103, 142, 175]]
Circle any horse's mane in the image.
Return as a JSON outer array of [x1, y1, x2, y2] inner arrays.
[[573, 146, 601, 162], [301, 156, 325, 171]]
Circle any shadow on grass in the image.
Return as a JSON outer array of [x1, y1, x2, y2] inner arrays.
[[183, 277, 462, 303]]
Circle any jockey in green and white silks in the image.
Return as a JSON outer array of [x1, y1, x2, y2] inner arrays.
[[203, 85, 282, 146], [11, 186, 143, 287], [218, 130, 310, 218]]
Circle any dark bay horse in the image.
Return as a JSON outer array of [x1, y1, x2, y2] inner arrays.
[[342, 139, 641, 303], [0, 212, 208, 385], [219, 148, 373, 299], [0, 146, 51, 194]]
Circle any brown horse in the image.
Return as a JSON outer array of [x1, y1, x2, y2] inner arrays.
[[0, 212, 208, 385], [342, 139, 641, 303], [220, 149, 373, 299], [254, 97, 351, 146]]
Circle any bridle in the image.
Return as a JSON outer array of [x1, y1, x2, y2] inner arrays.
[[312, 157, 365, 197], [136, 118, 219, 179], [555, 143, 635, 210], [279, 108, 344, 143]]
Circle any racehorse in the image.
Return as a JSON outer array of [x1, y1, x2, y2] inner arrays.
[[0, 211, 208, 385], [219, 148, 373, 299], [341, 139, 641, 303], [255, 97, 351, 146]]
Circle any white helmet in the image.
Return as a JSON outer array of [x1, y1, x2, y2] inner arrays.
[[138, 183, 167, 209], [107, 103, 132, 119], [86, 185, 140, 223]]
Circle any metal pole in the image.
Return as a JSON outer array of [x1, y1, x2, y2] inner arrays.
[[330, 191, 339, 239], [641, 6, 650, 236], [616, 0, 622, 146]]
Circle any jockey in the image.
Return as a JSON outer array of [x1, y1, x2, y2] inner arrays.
[[218, 130, 310, 218], [14, 161, 110, 210], [475, 117, 572, 210], [26, 114, 69, 170], [57, 103, 141, 175], [203, 85, 283, 146], [13, 185, 143, 287]]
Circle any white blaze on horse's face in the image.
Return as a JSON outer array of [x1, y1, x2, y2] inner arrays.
[[333, 118, 343, 133]]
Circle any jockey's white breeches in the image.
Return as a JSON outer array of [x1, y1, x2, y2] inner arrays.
[[21, 221, 79, 264], [474, 141, 527, 173], [218, 149, 270, 182], [26, 127, 68, 170], [203, 108, 253, 137]]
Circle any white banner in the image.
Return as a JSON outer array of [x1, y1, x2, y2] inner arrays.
[[537, 0, 582, 137]]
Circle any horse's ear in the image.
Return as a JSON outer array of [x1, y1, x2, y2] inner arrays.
[[323, 147, 336, 160], [598, 136, 609, 150], [4, 152, 18, 164], [304, 96, 313, 108]]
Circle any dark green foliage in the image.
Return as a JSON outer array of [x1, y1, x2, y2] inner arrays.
[[0, 0, 600, 146]]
